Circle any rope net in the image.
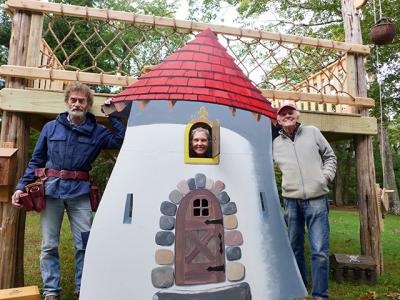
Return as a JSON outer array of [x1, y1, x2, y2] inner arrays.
[[40, 14, 350, 112]]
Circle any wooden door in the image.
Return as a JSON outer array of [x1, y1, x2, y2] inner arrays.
[[175, 189, 225, 285]]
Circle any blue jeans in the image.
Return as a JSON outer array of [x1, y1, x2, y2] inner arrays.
[[284, 195, 330, 300], [40, 195, 93, 296]]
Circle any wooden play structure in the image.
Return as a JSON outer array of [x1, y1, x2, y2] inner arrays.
[[0, 0, 383, 290]]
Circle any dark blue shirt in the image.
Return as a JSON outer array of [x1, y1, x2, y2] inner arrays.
[[16, 112, 126, 199]]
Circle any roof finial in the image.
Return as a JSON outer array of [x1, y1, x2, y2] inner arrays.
[[197, 106, 208, 118]]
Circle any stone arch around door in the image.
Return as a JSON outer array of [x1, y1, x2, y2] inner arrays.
[[152, 174, 246, 290]]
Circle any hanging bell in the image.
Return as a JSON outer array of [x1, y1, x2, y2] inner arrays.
[[369, 17, 397, 45]]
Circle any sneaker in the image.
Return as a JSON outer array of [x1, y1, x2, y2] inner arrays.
[[73, 291, 80, 300], [44, 295, 60, 300]]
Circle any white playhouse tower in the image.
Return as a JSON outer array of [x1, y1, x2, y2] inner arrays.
[[80, 29, 307, 300]]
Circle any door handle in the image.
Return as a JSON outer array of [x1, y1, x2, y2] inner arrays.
[[204, 218, 223, 225]]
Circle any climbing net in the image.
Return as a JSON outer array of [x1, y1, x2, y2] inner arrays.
[[41, 13, 348, 99]]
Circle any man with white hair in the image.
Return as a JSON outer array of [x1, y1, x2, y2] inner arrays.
[[273, 103, 336, 300]]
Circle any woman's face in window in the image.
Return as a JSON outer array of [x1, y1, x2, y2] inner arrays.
[[191, 131, 209, 157]]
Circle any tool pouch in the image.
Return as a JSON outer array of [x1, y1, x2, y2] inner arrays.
[[90, 184, 101, 212], [25, 181, 46, 212], [18, 192, 35, 211]]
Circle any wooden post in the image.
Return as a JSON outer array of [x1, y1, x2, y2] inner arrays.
[[0, 8, 44, 288], [341, 0, 383, 275]]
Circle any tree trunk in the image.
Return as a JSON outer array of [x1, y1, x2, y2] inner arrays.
[[378, 123, 400, 214], [0, 10, 43, 288], [342, 0, 383, 275], [342, 141, 353, 205], [334, 143, 345, 206]]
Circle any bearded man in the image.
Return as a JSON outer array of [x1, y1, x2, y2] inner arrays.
[[11, 82, 126, 300]]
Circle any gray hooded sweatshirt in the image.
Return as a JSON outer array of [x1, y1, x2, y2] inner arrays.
[[273, 124, 337, 200]]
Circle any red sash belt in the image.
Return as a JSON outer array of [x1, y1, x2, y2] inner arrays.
[[35, 168, 90, 181]]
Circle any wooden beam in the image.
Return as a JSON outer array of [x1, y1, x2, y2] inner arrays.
[[299, 111, 377, 135], [0, 88, 377, 136], [0, 88, 106, 116], [261, 89, 374, 108], [5, 0, 370, 55], [0, 65, 136, 86], [0, 66, 375, 108]]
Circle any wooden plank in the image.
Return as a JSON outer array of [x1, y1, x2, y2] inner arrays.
[[299, 111, 377, 135], [0, 285, 40, 300], [261, 89, 374, 108], [0, 88, 106, 116], [0, 88, 377, 135], [5, 0, 370, 55], [0, 65, 136, 86]]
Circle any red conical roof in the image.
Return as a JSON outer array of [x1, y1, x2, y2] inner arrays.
[[112, 28, 276, 119]]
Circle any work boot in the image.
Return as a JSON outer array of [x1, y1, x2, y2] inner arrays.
[[73, 291, 80, 300], [44, 295, 60, 300]]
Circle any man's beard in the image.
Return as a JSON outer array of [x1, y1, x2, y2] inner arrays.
[[68, 108, 87, 122]]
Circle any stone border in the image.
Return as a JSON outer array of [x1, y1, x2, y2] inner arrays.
[[152, 173, 246, 289]]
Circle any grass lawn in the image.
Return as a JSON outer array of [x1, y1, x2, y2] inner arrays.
[[24, 209, 400, 300]]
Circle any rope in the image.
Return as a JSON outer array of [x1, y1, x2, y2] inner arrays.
[[372, 0, 386, 187]]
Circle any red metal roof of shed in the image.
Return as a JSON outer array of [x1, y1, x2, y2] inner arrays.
[[112, 28, 276, 119]]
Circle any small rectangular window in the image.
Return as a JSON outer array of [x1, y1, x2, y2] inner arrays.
[[123, 193, 133, 224]]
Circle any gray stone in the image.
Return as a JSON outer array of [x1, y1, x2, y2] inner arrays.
[[195, 173, 206, 188], [154, 282, 251, 300], [218, 191, 230, 204], [159, 216, 175, 230], [187, 178, 196, 190], [155, 231, 175, 246], [160, 201, 177, 216], [223, 202, 237, 215], [151, 266, 174, 288], [226, 247, 242, 261], [177, 180, 190, 195], [169, 189, 183, 205]]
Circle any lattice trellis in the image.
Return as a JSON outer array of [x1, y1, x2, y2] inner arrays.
[[41, 13, 349, 99]]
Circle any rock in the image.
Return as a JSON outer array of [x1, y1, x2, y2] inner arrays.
[[160, 201, 177, 216], [223, 215, 238, 229], [159, 216, 175, 230], [155, 231, 175, 246], [223, 202, 237, 215], [226, 246, 242, 261], [227, 262, 245, 281], [195, 173, 206, 188], [155, 249, 174, 265], [225, 230, 243, 246], [151, 267, 174, 288], [169, 189, 183, 205]]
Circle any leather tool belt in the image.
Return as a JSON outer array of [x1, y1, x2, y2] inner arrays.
[[19, 168, 99, 212], [35, 168, 90, 181]]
